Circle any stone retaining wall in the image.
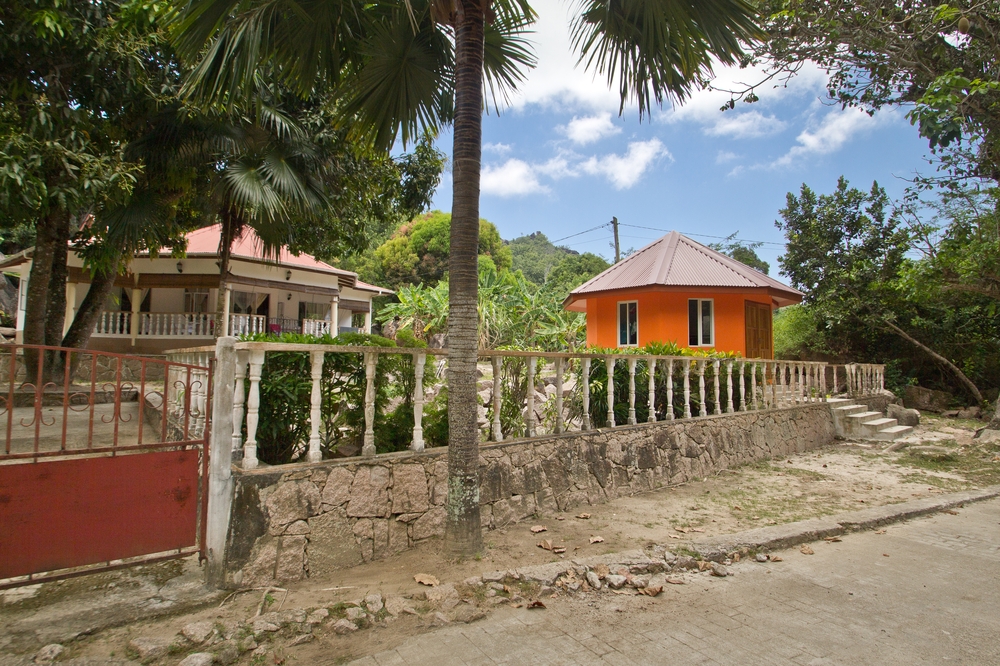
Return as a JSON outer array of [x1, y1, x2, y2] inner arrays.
[[225, 403, 836, 588]]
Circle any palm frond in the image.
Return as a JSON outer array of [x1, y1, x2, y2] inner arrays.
[[570, 0, 762, 117], [484, 0, 538, 113]]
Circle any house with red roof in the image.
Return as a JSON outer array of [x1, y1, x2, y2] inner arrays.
[[0, 224, 392, 354], [564, 231, 803, 358]]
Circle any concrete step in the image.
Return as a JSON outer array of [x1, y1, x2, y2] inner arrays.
[[861, 417, 898, 438], [829, 403, 867, 438], [845, 411, 882, 437], [874, 425, 914, 441]]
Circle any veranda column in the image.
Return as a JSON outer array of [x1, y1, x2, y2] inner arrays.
[[221, 286, 232, 336], [330, 294, 339, 336], [307, 351, 324, 462], [63, 281, 76, 337], [130, 287, 141, 347]]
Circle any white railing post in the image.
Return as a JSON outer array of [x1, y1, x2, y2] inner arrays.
[[750, 362, 758, 410], [205, 337, 236, 589], [580, 357, 590, 431], [411, 352, 426, 451], [683, 360, 692, 419], [527, 355, 538, 437], [605, 357, 616, 427], [491, 355, 503, 441], [726, 360, 734, 413], [554, 356, 564, 434], [627, 357, 637, 425], [231, 350, 248, 456], [666, 359, 675, 420], [738, 360, 746, 411], [243, 349, 264, 469], [362, 352, 377, 456], [713, 359, 722, 415], [307, 351, 324, 463], [647, 357, 657, 423], [698, 360, 707, 417]]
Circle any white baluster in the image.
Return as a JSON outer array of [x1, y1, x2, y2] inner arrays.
[[726, 360, 734, 413], [231, 350, 248, 454], [554, 356, 564, 434], [713, 359, 722, 415], [491, 355, 503, 441], [411, 353, 426, 451], [362, 352, 377, 456], [698, 361, 707, 417], [243, 350, 264, 469], [307, 351, 324, 462], [647, 357, 656, 423], [738, 360, 746, 411], [627, 358, 637, 425], [580, 357, 590, 431], [683, 361, 692, 419], [666, 359, 675, 420], [605, 357, 616, 427], [750, 362, 758, 410], [527, 356, 538, 437]]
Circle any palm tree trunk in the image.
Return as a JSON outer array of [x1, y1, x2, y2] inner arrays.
[[215, 211, 237, 338], [445, 0, 485, 556]]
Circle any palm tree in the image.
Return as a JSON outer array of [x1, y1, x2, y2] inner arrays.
[[171, 0, 761, 555]]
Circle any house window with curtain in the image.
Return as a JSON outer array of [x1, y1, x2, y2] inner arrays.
[[688, 299, 714, 346], [618, 301, 638, 346]]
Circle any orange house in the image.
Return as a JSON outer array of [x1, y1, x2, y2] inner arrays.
[[564, 231, 803, 358]]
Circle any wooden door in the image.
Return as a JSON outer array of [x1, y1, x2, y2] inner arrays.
[[745, 301, 773, 359]]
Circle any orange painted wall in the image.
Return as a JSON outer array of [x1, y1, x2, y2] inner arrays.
[[584, 288, 773, 357]]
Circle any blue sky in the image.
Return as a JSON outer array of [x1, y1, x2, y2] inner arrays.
[[427, 0, 934, 276]]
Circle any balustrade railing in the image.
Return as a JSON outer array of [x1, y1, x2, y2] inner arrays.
[[94, 311, 131, 336], [301, 318, 331, 336], [94, 311, 216, 337], [177, 339, 885, 469], [229, 314, 267, 336]]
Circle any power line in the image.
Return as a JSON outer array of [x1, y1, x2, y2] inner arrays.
[[551, 224, 609, 244], [617, 223, 786, 247]]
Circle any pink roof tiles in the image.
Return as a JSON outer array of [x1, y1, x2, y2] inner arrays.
[[565, 231, 802, 309]]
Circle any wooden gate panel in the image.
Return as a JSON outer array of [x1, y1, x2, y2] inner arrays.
[[0, 449, 200, 580]]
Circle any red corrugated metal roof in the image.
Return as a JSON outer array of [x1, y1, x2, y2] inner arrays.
[[182, 225, 348, 275], [566, 231, 802, 306]]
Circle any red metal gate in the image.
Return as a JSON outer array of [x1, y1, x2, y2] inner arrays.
[[0, 344, 212, 588]]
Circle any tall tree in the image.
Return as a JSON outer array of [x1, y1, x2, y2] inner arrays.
[[171, 0, 761, 555]]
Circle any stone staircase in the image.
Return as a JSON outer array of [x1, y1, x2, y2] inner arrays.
[[827, 398, 914, 441]]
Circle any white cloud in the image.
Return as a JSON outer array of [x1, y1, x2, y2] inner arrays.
[[484, 142, 512, 154], [580, 139, 669, 189], [716, 150, 739, 164], [481, 159, 550, 197], [772, 108, 887, 167], [534, 154, 578, 179], [560, 114, 622, 144], [705, 110, 786, 138]]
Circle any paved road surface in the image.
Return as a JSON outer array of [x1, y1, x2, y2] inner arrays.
[[348, 498, 1000, 665]]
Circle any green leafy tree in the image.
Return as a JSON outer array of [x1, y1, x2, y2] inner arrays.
[[543, 252, 611, 297], [173, 0, 762, 555], [708, 232, 769, 274], [777, 177, 985, 404], [508, 232, 576, 285], [375, 211, 511, 288]]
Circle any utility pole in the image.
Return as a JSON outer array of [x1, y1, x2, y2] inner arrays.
[[611, 216, 620, 263]]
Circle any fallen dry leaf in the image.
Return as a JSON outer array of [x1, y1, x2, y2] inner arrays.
[[732, 505, 743, 511], [556, 516, 566, 521], [589, 536, 604, 544], [875, 530, 886, 535], [733, 553, 741, 562], [697, 561, 710, 571], [537, 539, 553, 551], [552, 547, 566, 554], [674, 527, 688, 533], [800, 545, 815, 555], [824, 537, 842, 543], [770, 556, 783, 562], [611, 589, 638, 596], [668, 534, 681, 539], [577, 513, 591, 519], [527, 601, 546, 609], [690, 528, 705, 533], [665, 578, 685, 585], [414, 574, 439, 587], [944, 510, 959, 515], [641, 585, 663, 597], [883, 553, 890, 557], [530, 525, 547, 533]]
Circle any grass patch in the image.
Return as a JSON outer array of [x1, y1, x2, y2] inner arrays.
[[899, 472, 970, 492]]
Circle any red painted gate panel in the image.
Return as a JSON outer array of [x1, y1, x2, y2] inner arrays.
[[0, 450, 200, 579]]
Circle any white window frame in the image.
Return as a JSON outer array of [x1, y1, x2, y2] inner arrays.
[[688, 298, 715, 347], [617, 300, 639, 347]]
